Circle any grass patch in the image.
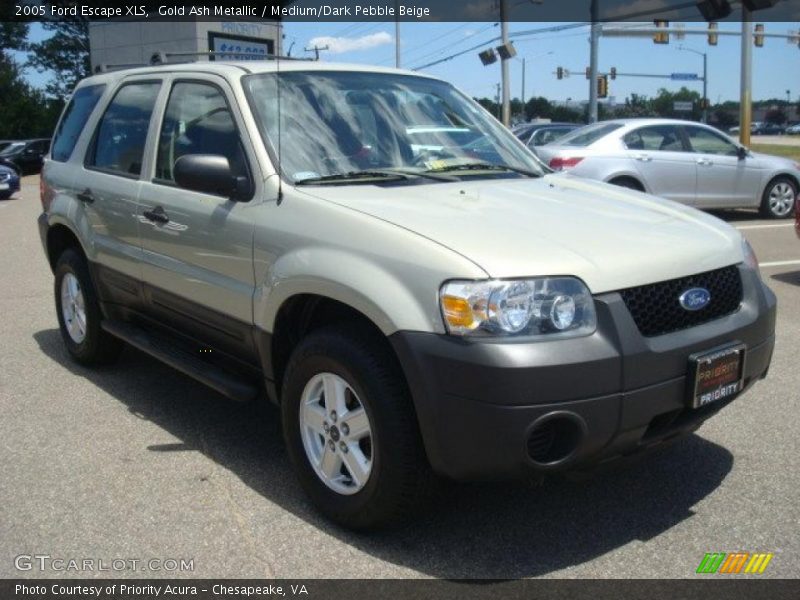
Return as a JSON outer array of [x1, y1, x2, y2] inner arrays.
[[751, 144, 800, 162]]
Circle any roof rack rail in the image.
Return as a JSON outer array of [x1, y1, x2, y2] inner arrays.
[[93, 50, 313, 73], [149, 50, 314, 65]]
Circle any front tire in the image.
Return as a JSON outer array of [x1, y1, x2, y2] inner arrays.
[[54, 249, 123, 366], [760, 177, 797, 219], [281, 324, 431, 529]]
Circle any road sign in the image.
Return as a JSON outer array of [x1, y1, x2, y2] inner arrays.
[[671, 73, 699, 80], [673, 101, 694, 111]]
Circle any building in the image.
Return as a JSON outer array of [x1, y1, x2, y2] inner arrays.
[[89, 20, 283, 71]]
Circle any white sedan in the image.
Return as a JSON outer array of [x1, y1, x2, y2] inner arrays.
[[536, 118, 800, 218]]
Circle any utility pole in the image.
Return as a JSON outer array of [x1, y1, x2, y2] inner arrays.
[[521, 58, 526, 106], [304, 44, 329, 60], [740, 10, 753, 146], [588, 0, 600, 123], [500, 0, 511, 126], [496, 83, 501, 120]]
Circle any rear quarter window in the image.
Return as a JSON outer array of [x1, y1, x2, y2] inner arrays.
[[51, 84, 106, 162]]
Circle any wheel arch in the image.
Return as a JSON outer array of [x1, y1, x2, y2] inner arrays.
[[605, 173, 648, 192], [45, 222, 87, 272]]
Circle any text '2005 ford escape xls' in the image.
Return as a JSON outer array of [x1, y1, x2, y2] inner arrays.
[[38, 60, 776, 529]]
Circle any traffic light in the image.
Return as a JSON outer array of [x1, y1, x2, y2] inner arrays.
[[653, 20, 669, 44], [557, 66, 564, 80], [700, 98, 710, 110], [495, 42, 516, 60], [754, 24, 765, 47], [478, 49, 497, 66], [610, 67, 617, 80], [697, 0, 731, 21], [708, 22, 718, 45], [597, 75, 608, 99]]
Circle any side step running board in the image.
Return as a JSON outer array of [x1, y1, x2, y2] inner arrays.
[[102, 320, 258, 403]]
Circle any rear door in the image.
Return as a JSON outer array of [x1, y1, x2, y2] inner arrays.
[[136, 75, 260, 362], [683, 125, 762, 209], [623, 124, 697, 204], [79, 78, 162, 303]]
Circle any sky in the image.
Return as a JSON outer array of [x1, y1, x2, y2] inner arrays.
[[16, 20, 800, 105]]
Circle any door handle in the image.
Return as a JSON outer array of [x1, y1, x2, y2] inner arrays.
[[696, 158, 713, 166], [142, 206, 170, 224], [635, 154, 652, 162], [76, 189, 95, 204]]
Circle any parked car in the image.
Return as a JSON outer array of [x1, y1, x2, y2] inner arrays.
[[38, 62, 775, 529], [514, 122, 581, 150], [785, 123, 800, 135], [752, 122, 785, 136], [0, 138, 51, 174], [0, 140, 16, 152], [0, 163, 21, 199], [536, 118, 800, 218]]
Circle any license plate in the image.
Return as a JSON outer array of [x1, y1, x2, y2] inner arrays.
[[688, 343, 746, 409], [0, 183, 8, 191]]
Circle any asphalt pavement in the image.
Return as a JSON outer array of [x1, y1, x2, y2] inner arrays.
[[1, 176, 798, 579]]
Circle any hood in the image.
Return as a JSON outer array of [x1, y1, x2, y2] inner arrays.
[[298, 173, 744, 294]]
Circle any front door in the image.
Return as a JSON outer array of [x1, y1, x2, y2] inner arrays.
[[136, 76, 260, 361]]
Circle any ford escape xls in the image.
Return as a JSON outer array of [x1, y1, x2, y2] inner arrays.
[[38, 61, 776, 529]]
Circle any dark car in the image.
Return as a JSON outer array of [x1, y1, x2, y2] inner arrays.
[[753, 123, 785, 136], [0, 140, 16, 153], [0, 138, 51, 174], [514, 122, 581, 150], [0, 164, 21, 199]]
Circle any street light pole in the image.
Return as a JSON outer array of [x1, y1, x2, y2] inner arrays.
[[500, 0, 511, 126], [677, 45, 708, 123], [588, 0, 600, 123], [521, 57, 526, 106], [740, 10, 753, 146]]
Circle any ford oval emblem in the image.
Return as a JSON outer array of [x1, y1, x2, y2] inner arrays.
[[679, 287, 711, 311]]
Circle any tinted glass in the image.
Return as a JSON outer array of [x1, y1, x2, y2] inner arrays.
[[155, 82, 247, 182], [89, 83, 160, 176], [556, 122, 622, 147], [51, 85, 105, 162], [623, 125, 684, 152], [244, 71, 543, 183], [685, 126, 738, 156], [0, 143, 24, 157]]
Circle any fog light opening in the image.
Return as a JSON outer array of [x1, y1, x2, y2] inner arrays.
[[526, 413, 585, 467]]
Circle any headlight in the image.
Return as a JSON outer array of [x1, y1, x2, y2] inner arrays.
[[741, 237, 761, 278], [440, 277, 596, 338]]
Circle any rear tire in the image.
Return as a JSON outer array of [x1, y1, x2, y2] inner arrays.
[[281, 324, 432, 530], [0, 191, 10, 200], [54, 249, 123, 366], [760, 176, 797, 219]]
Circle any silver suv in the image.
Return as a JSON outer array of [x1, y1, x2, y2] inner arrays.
[[38, 61, 776, 529]]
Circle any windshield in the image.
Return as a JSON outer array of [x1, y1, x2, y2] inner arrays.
[[555, 122, 623, 147], [0, 143, 24, 156], [244, 71, 543, 184]]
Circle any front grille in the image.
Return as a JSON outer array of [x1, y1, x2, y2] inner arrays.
[[619, 265, 743, 337]]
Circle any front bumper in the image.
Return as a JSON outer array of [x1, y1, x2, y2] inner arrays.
[[390, 266, 776, 481]]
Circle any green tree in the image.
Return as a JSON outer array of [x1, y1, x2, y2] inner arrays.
[[712, 107, 737, 130], [27, 3, 91, 99], [0, 54, 59, 138], [524, 96, 551, 120]]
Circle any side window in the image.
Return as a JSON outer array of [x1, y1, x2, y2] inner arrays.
[[623, 126, 684, 152], [155, 82, 248, 183], [88, 82, 160, 176], [51, 84, 105, 162], [686, 126, 738, 156]]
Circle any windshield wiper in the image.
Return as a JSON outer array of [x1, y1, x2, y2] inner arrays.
[[295, 170, 410, 185], [295, 168, 457, 185], [423, 162, 541, 178]]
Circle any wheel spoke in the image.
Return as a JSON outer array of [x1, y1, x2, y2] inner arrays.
[[319, 444, 343, 480], [341, 445, 370, 488], [302, 402, 327, 435], [322, 374, 346, 415], [342, 407, 370, 440]]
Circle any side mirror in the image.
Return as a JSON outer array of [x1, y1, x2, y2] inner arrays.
[[173, 154, 251, 201], [736, 146, 748, 160]]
